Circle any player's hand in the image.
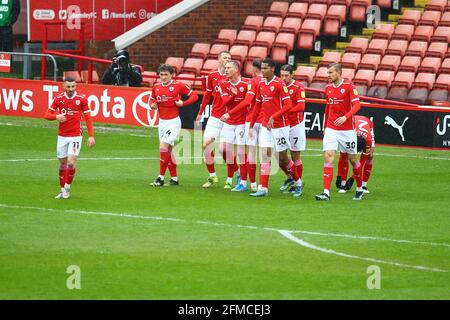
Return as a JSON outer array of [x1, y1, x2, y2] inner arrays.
[[87, 137, 95, 149], [195, 114, 202, 122], [334, 116, 347, 127], [267, 117, 274, 130], [150, 102, 158, 110], [175, 100, 184, 107], [56, 114, 66, 122], [220, 113, 230, 122], [230, 86, 238, 96]]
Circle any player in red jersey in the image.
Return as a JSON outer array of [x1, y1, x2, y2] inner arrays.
[[248, 58, 303, 197], [278, 64, 306, 195], [336, 115, 375, 194], [315, 63, 364, 201], [149, 64, 198, 187], [217, 60, 250, 191], [44, 77, 95, 199], [221, 59, 263, 192], [196, 51, 231, 188]]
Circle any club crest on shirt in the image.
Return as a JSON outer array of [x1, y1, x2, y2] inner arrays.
[[75, 100, 80, 105], [169, 87, 174, 91], [340, 89, 345, 94], [289, 89, 294, 94], [271, 86, 275, 92], [240, 87, 245, 92]]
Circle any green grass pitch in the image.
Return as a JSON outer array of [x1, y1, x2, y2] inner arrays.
[[0, 116, 449, 299]]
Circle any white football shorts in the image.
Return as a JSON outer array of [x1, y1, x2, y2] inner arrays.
[[203, 116, 224, 140], [57, 136, 83, 158], [158, 117, 181, 146], [323, 128, 357, 154], [220, 123, 246, 145], [289, 121, 306, 152], [244, 122, 261, 146], [259, 126, 290, 152]]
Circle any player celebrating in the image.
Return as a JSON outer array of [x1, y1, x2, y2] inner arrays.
[[221, 59, 263, 192], [279, 64, 306, 194], [150, 64, 198, 186], [44, 77, 95, 199], [248, 58, 303, 197], [217, 60, 250, 190], [196, 51, 231, 188], [315, 63, 364, 201], [336, 115, 375, 193]]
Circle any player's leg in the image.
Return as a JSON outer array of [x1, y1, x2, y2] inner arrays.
[[250, 127, 272, 197], [153, 120, 170, 186], [362, 147, 374, 193], [343, 131, 363, 200], [337, 152, 349, 192], [219, 124, 239, 189], [316, 129, 337, 200], [164, 118, 182, 186], [245, 122, 258, 192], [202, 117, 222, 187], [232, 125, 248, 192], [55, 136, 69, 198], [62, 137, 83, 198]]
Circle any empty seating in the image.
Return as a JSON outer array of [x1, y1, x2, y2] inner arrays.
[[286, 2, 308, 19], [439, 12, 450, 26], [267, 1, 290, 17], [345, 37, 369, 54], [207, 44, 229, 59], [431, 26, 450, 42], [388, 71, 416, 101], [367, 70, 395, 98], [378, 55, 402, 71], [376, 0, 393, 9], [366, 39, 389, 55], [176, 73, 196, 87], [342, 68, 356, 81], [234, 30, 257, 47], [297, 19, 322, 50], [242, 16, 264, 32], [312, 67, 329, 83], [244, 46, 268, 76], [201, 59, 220, 75], [319, 51, 342, 67], [80, 70, 100, 83], [405, 41, 428, 58], [412, 73, 436, 90], [358, 54, 382, 70], [341, 52, 362, 69], [439, 58, 450, 74], [253, 31, 276, 49], [164, 57, 184, 73], [391, 24, 415, 41], [141, 71, 158, 87], [279, 17, 302, 34], [180, 58, 204, 75], [428, 74, 450, 101], [293, 66, 316, 84], [425, 0, 447, 12], [411, 25, 435, 42], [398, 9, 422, 26], [419, 10, 442, 27], [372, 24, 396, 40], [349, 0, 372, 22], [189, 43, 210, 59], [385, 39, 409, 57], [306, 3, 328, 20], [229, 45, 249, 64], [418, 57, 442, 73], [63, 71, 82, 82], [353, 69, 376, 95], [215, 29, 237, 46], [323, 5, 347, 36], [271, 33, 295, 63], [399, 55, 422, 72], [261, 16, 283, 33]]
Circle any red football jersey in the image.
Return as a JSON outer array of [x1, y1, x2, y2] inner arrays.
[[49, 92, 90, 137], [150, 80, 193, 120], [219, 77, 250, 125], [324, 80, 360, 131], [286, 80, 306, 126], [205, 70, 228, 118], [255, 76, 291, 128], [245, 75, 264, 123], [355, 115, 374, 147]]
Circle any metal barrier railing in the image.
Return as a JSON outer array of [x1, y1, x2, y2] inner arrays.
[[0, 51, 58, 82]]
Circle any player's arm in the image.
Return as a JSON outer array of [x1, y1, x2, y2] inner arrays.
[[176, 85, 199, 107], [269, 84, 292, 127], [149, 87, 158, 110], [221, 84, 255, 121], [44, 99, 65, 122], [334, 85, 361, 126], [196, 75, 213, 120], [82, 99, 95, 148], [289, 87, 306, 113]]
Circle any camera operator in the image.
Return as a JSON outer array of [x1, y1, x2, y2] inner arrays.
[[101, 50, 142, 87]]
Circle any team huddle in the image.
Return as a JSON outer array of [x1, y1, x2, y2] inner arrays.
[[45, 51, 375, 201]]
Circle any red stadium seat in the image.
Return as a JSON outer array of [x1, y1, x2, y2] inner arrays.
[[372, 24, 396, 40], [353, 69, 376, 87], [385, 39, 409, 57], [80, 70, 100, 83], [164, 57, 184, 73], [200, 59, 220, 75], [438, 58, 450, 74], [141, 71, 157, 87], [391, 24, 415, 41], [229, 45, 249, 64], [378, 55, 402, 71], [419, 10, 442, 27], [418, 57, 442, 73], [63, 71, 82, 82], [425, 0, 447, 12], [398, 55, 422, 72], [412, 72, 436, 90], [371, 70, 396, 87], [391, 71, 416, 89], [207, 44, 229, 59], [279, 17, 303, 34], [349, 0, 372, 22], [294, 66, 317, 84], [411, 25, 435, 42], [306, 4, 328, 20], [234, 30, 257, 47], [323, 5, 347, 36], [342, 68, 355, 81], [244, 46, 268, 76], [405, 41, 428, 58], [319, 51, 342, 67], [428, 88, 449, 103], [271, 33, 295, 63], [398, 10, 422, 26], [376, 0, 392, 9], [426, 42, 449, 59], [431, 26, 450, 42], [267, 1, 290, 17], [341, 52, 362, 69], [253, 31, 276, 49], [345, 37, 369, 54], [297, 19, 322, 50], [433, 73, 450, 89], [189, 43, 210, 60], [180, 58, 204, 75], [176, 73, 196, 87], [242, 16, 264, 32], [447, 47, 450, 58], [312, 67, 329, 83], [438, 12, 450, 26], [286, 2, 309, 19], [358, 54, 382, 70], [215, 29, 237, 46], [366, 39, 389, 56], [261, 16, 284, 33]]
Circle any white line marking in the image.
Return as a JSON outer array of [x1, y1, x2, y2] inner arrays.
[[279, 231, 448, 273], [0, 203, 447, 273]]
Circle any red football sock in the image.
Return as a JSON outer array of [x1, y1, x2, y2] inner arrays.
[[281, 160, 299, 181], [338, 152, 348, 179], [248, 161, 256, 184], [59, 164, 67, 188], [159, 147, 171, 176], [239, 154, 248, 181], [204, 148, 215, 174], [66, 164, 76, 185], [168, 152, 177, 178], [260, 162, 271, 188], [323, 162, 333, 191], [352, 161, 363, 188], [294, 159, 303, 179], [363, 159, 373, 183]]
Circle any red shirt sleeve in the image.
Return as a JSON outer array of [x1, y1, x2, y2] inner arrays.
[[344, 83, 361, 119]]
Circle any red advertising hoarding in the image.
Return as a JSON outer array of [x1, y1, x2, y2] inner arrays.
[[28, 0, 181, 41], [0, 78, 159, 127], [0, 54, 11, 73]]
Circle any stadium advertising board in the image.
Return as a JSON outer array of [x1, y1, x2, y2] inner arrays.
[[28, 0, 181, 41]]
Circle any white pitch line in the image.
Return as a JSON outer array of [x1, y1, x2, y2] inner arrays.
[[279, 231, 448, 273], [0, 203, 448, 273]]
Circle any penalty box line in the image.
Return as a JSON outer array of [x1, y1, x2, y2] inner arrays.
[[0, 203, 447, 273]]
